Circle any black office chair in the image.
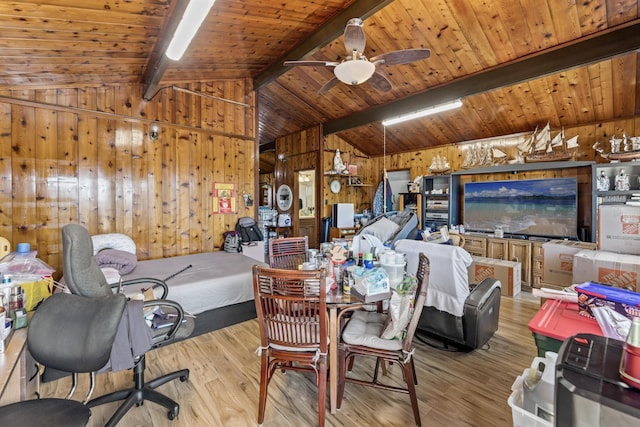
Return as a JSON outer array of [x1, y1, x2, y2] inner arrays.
[[61, 224, 194, 426], [0, 292, 126, 427]]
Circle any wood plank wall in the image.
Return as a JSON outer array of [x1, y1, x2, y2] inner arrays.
[[0, 81, 256, 278], [274, 126, 321, 237], [322, 134, 376, 217]]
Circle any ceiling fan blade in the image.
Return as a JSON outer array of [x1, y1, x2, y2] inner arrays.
[[370, 48, 431, 66], [283, 60, 339, 67], [368, 71, 392, 92], [343, 18, 366, 54], [318, 77, 340, 94]]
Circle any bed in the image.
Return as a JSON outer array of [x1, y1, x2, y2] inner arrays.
[[121, 251, 266, 337], [45, 243, 265, 384], [88, 231, 266, 338]]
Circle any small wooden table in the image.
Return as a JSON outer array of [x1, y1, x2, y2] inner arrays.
[[0, 326, 39, 405]]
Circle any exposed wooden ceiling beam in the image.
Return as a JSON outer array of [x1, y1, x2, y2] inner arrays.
[[141, 0, 189, 101], [253, 0, 394, 90], [324, 20, 640, 135]]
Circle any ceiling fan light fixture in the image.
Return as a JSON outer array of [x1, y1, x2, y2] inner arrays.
[[382, 99, 463, 126], [334, 60, 375, 85], [165, 0, 216, 61]]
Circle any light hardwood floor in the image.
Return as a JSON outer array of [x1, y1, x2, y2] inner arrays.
[[41, 294, 541, 426]]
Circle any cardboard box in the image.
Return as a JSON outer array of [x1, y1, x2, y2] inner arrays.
[[575, 282, 640, 320], [572, 250, 640, 292], [598, 205, 640, 255], [542, 240, 597, 287], [469, 256, 521, 297], [241, 241, 265, 263]]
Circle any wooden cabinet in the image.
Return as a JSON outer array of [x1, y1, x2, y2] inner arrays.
[[329, 227, 357, 241], [509, 240, 532, 291], [464, 236, 487, 257], [531, 241, 545, 289], [0, 328, 39, 405], [467, 236, 533, 290], [487, 238, 508, 260]]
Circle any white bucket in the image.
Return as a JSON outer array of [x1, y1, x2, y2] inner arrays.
[[381, 262, 405, 287]]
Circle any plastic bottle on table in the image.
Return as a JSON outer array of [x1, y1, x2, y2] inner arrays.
[[343, 271, 352, 296], [363, 252, 374, 269]]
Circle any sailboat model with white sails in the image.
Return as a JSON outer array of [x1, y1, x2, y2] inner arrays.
[[597, 133, 640, 161], [524, 124, 576, 163]]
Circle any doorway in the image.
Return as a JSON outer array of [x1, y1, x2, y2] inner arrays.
[[386, 170, 411, 211], [296, 170, 318, 248]]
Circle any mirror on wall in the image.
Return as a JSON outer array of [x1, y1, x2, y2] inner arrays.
[[276, 184, 293, 211], [297, 170, 315, 218]]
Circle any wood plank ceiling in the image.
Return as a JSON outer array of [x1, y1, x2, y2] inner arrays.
[[0, 0, 638, 165]]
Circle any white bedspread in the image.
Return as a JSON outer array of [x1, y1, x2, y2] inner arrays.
[[122, 252, 266, 315]]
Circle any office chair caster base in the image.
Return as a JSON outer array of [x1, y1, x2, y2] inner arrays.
[[168, 407, 179, 420]]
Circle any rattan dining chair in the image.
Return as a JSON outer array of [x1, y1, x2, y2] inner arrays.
[[337, 253, 430, 426], [268, 236, 309, 269], [252, 265, 328, 426]]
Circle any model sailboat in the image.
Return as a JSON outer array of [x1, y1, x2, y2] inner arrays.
[[491, 147, 508, 165], [523, 124, 576, 163], [595, 133, 640, 161], [428, 155, 451, 174], [462, 143, 510, 168]]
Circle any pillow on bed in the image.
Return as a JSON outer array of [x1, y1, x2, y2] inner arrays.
[[95, 249, 138, 275], [362, 216, 400, 243], [91, 233, 136, 255]]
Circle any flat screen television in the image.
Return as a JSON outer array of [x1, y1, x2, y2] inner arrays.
[[463, 177, 578, 239]]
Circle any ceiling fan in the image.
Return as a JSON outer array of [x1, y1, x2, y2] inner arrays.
[[283, 18, 431, 94]]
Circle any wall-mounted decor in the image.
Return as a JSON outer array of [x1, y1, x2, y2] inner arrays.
[[276, 184, 293, 211], [212, 182, 236, 214]]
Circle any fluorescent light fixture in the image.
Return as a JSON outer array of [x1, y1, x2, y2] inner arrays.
[[382, 99, 463, 127], [165, 0, 216, 61]]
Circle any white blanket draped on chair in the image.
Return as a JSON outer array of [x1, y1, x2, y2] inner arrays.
[[394, 239, 472, 317]]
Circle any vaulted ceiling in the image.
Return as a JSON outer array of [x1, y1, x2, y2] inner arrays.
[[1, 1, 639, 167]]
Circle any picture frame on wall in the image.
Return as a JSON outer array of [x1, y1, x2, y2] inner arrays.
[[212, 182, 236, 214]]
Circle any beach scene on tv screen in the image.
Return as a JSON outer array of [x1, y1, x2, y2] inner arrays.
[[463, 177, 578, 238]]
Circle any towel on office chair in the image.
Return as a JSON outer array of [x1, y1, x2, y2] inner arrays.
[[99, 298, 153, 372], [394, 239, 472, 317]]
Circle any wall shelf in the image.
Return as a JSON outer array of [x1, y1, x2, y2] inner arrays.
[[325, 173, 370, 186], [451, 160, 594, 175], [422, 175, 458, 231]]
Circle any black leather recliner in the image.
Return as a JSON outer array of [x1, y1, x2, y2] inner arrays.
[[395, 239, 501, 350]]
